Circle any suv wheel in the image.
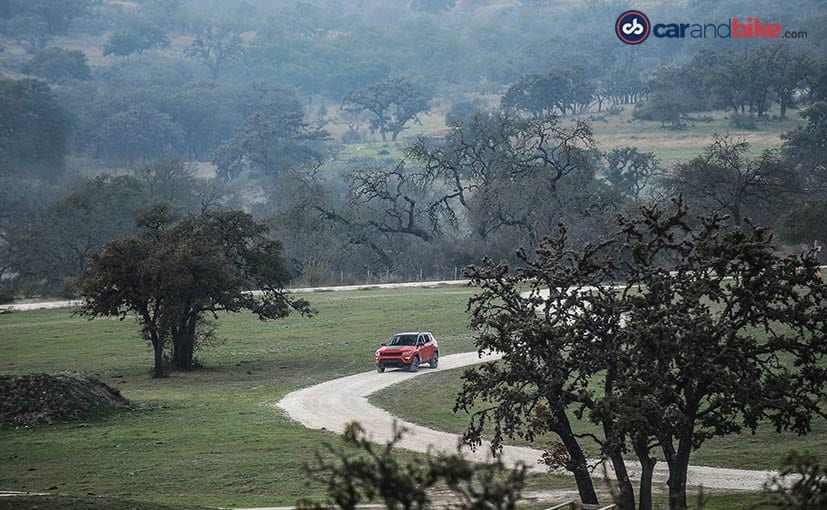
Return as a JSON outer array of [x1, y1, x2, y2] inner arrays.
[[409, 356, 420, 372], [430, 352, 439, 369], [377, 365, 385, 373]]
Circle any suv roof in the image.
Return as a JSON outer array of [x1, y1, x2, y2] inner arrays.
[[395, 331, 432, 336]]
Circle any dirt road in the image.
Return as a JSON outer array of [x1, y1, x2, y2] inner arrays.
[[275, 351, 778, 492]]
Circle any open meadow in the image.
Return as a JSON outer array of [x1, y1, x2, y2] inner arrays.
[[2, 286, 816, 509], [0, 288, 482, 508]]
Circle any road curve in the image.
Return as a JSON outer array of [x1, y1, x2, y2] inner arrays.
[[275, 351, 778, 492]]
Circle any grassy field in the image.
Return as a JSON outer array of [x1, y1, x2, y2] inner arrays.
[[1, 286, 813, 508], [0, 287, 489, 508], [327, 105, 799, 177], [370, 365, 827, 471]]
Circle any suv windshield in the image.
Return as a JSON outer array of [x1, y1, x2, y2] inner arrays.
[[387, 334, 418, 346]]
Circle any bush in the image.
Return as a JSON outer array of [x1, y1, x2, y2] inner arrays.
[[22, 47, 91, 82], [0, 287, 12, 304], [729, 112, 757, 129]]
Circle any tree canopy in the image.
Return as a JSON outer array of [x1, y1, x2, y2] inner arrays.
[[343, 77, 430, 142], [458, 198, 827, 510], [78, 209, 312, 378]]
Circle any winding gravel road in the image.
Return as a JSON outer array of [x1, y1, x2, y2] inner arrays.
[[275, 351, 778, 492]]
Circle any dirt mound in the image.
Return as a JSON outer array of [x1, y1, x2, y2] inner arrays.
[[0, 373, 133, 426]]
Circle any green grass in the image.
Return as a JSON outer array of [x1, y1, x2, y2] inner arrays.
[[0, 288, 479, 508], [370, 366, 827, 471]]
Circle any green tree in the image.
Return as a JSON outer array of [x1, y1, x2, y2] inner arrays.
[[667, 136, 798, 227], [22, 46, 91, 81], [92, 104, 184, 162], [766, 451, 827, 509], [603, 147, 662, 203], [783, 101, 827, 188], [343, 77, 430, 142], [17, 175, 148, 283], [0, 78, 68, 179], [458, 199, 827, 510], [408, 109, 610, 250], [25, 0, 93, 35], [211, 92, 329, 180], [103, 24, 170, 57], [305, 422, 526, 510], [184, 28, 244, 80], [501, 68, 595, 116], [78, 209, 312, 377], [778, 200, 827, 249]]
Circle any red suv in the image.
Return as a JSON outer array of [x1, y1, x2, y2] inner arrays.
[[375, 332, 439, 373]]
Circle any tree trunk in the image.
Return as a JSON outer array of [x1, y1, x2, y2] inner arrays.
[[779, 97, 787, 120], [633, 435, 655, 510], [607, 449, 635, 510], [667, 439, 692, 510], [152, 335, 165, 378], [554, 409, 599, 505], [172, 315, 197, 371]]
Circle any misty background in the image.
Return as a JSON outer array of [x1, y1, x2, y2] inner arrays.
[[1, 0, 825, 299]]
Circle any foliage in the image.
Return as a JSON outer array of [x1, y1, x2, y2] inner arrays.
[[212, 89, 330, 180], [765, 451, 827, 509], [501, 67, 595, 116], [408, 108, 613, 250], [343, 77, 430, 142], [0, 78, 68, 179], [92, 104, 184, 162], [22, 0, 93, 35], [778, 200, 827, 247], [78, 209, 312, 377], [457, 198, 827, 510], [103, 23, 170, 57], [667, 136, 799, 227], [783, 101, 827, 188], [304, 421, 525, 510], [12, 174, 148, 284], [185, 28, 244, 80], [22, 46, 91, 81], [603, 147, 662, 203]]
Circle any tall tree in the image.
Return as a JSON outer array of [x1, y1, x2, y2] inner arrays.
[[343, 77, 430, 142], [211, 91, 330, 180], [0, 78, 69, 179], [458, 199, 827, 510], [603, 147, 662, 203], [92, 104, 184, 162], [501, 68, 595, 116], [667, 136, 798, 227], [408, 108, 610, 248], [185, 28, 244, 80], [103, 23, 170, 57], [78, 210, 312, 377]]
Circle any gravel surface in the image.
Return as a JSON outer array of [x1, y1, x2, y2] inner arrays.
[[275, 351, 778, 492], [0, 280, 472, 312]]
